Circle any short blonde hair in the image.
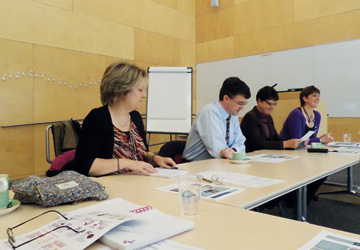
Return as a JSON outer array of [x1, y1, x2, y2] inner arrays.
[[100, 62, 147, 105]]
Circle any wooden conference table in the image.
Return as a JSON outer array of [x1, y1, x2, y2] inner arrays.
[[1, 148, 359, 249], [180, 149, 359, 220], [2, 174, 360, 250], [91, 148, 359, 221]]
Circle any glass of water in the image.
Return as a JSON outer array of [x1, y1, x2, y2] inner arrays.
[[178, 175, 201, 217]]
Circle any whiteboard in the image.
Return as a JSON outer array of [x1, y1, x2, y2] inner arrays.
[[197, 38, 360, 117], [146, 67, 193, 133]]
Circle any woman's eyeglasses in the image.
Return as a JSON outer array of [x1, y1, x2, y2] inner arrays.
[[264, 100, 278, 107], [7, 210, 79, 249]]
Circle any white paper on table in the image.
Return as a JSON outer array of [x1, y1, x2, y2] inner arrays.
[[198, 171, 285, 188], [298, 230, 360, 250], [247, 154, 299, 163], [156, 182, 245, 201], [328, 142, 360, 148], [149, 168, 188, 178], [300, 130, 315, 141], [328, 147, 360, 155]]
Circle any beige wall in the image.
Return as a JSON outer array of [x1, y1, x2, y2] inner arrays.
[[196, 0, 360, 143], [0, 0, 195, 180]]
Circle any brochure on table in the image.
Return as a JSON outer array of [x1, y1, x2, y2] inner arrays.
[[0, 198, 194, 250]]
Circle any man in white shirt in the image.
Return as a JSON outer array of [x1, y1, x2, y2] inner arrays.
[[183, 77, 251, 161]]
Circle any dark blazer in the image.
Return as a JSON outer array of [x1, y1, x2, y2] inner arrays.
[[240, 106, 283, 152], [63, 105, 148, 176]]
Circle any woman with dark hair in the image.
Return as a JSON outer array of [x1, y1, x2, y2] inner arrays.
[[279, 85, 333, 145], [241, 86, 301, 152], [279, 85, 333, 205], [63, 62, 175, 176]]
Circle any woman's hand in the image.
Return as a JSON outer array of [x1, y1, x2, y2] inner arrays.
[[153, 155, 176, 169], [127, 161, 158, 176], [284, 139, 302, 149], [319, 133, 334, 144]]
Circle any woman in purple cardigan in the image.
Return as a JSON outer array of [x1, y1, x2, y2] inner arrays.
[[279, 85, 333, 145], [280, 85, 333, 205]]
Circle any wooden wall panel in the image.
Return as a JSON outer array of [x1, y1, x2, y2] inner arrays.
[[33, 46, 106, 121], [107, 0, 195, 43], [0, 0, 134, 59], [235, 0, 251, 4], [291, 19, 318, 48], [0, 40, 34, 124], [196, 7, 234, 43], [0, 39, 34, 180], [179, 42, 196, 69], [350, 10, 360, 39], [197, 37, 234, 63], [234, 0, 293, 35], [32, 0, 72, 10], [234, 24, 293, 57], [134, 30, 180, 66], [73, 0, 107, 19], [151, 0, 178, 10], [177, 0, 196, 16], [313, 13, 351, 45], [328, 118, 360, 142], [294, 0, 360, 22], [0, 126, 34, 180], [33, 124, 49, 176], [196, 0, 234, 16]]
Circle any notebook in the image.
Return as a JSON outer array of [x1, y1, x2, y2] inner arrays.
[[99, 199, 194, 250]]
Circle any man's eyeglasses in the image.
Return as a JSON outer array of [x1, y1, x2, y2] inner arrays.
[[7, 210, 79, 249], [264, 100, 278, 107], [230, 99, 248, 106]]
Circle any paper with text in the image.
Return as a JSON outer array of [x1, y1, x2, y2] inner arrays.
[[298, 230, 360, 250], [198, 171, 284, 188]]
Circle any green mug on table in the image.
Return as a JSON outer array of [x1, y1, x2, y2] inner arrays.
[[232, 151, 246, 160]]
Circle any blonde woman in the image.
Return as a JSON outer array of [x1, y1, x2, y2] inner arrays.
[[64, 62, 175, 176]]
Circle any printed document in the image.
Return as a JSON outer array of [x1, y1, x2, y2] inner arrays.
[[157, 183, 245, 201], [248, 154, 299, 163], [198, 171, 285, 188], [298, 230, 360, 250]]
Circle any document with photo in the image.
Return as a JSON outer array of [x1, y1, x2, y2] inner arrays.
[[298, 230, 360, 250], [248, 154, 299, 163], [198, 171, 285, 188], [328, 142, 360, 148], [156, 183, 245, 201]]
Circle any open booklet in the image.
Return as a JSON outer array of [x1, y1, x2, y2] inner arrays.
[[0, 198, 194, 250], [99, 199, 194, 250]]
